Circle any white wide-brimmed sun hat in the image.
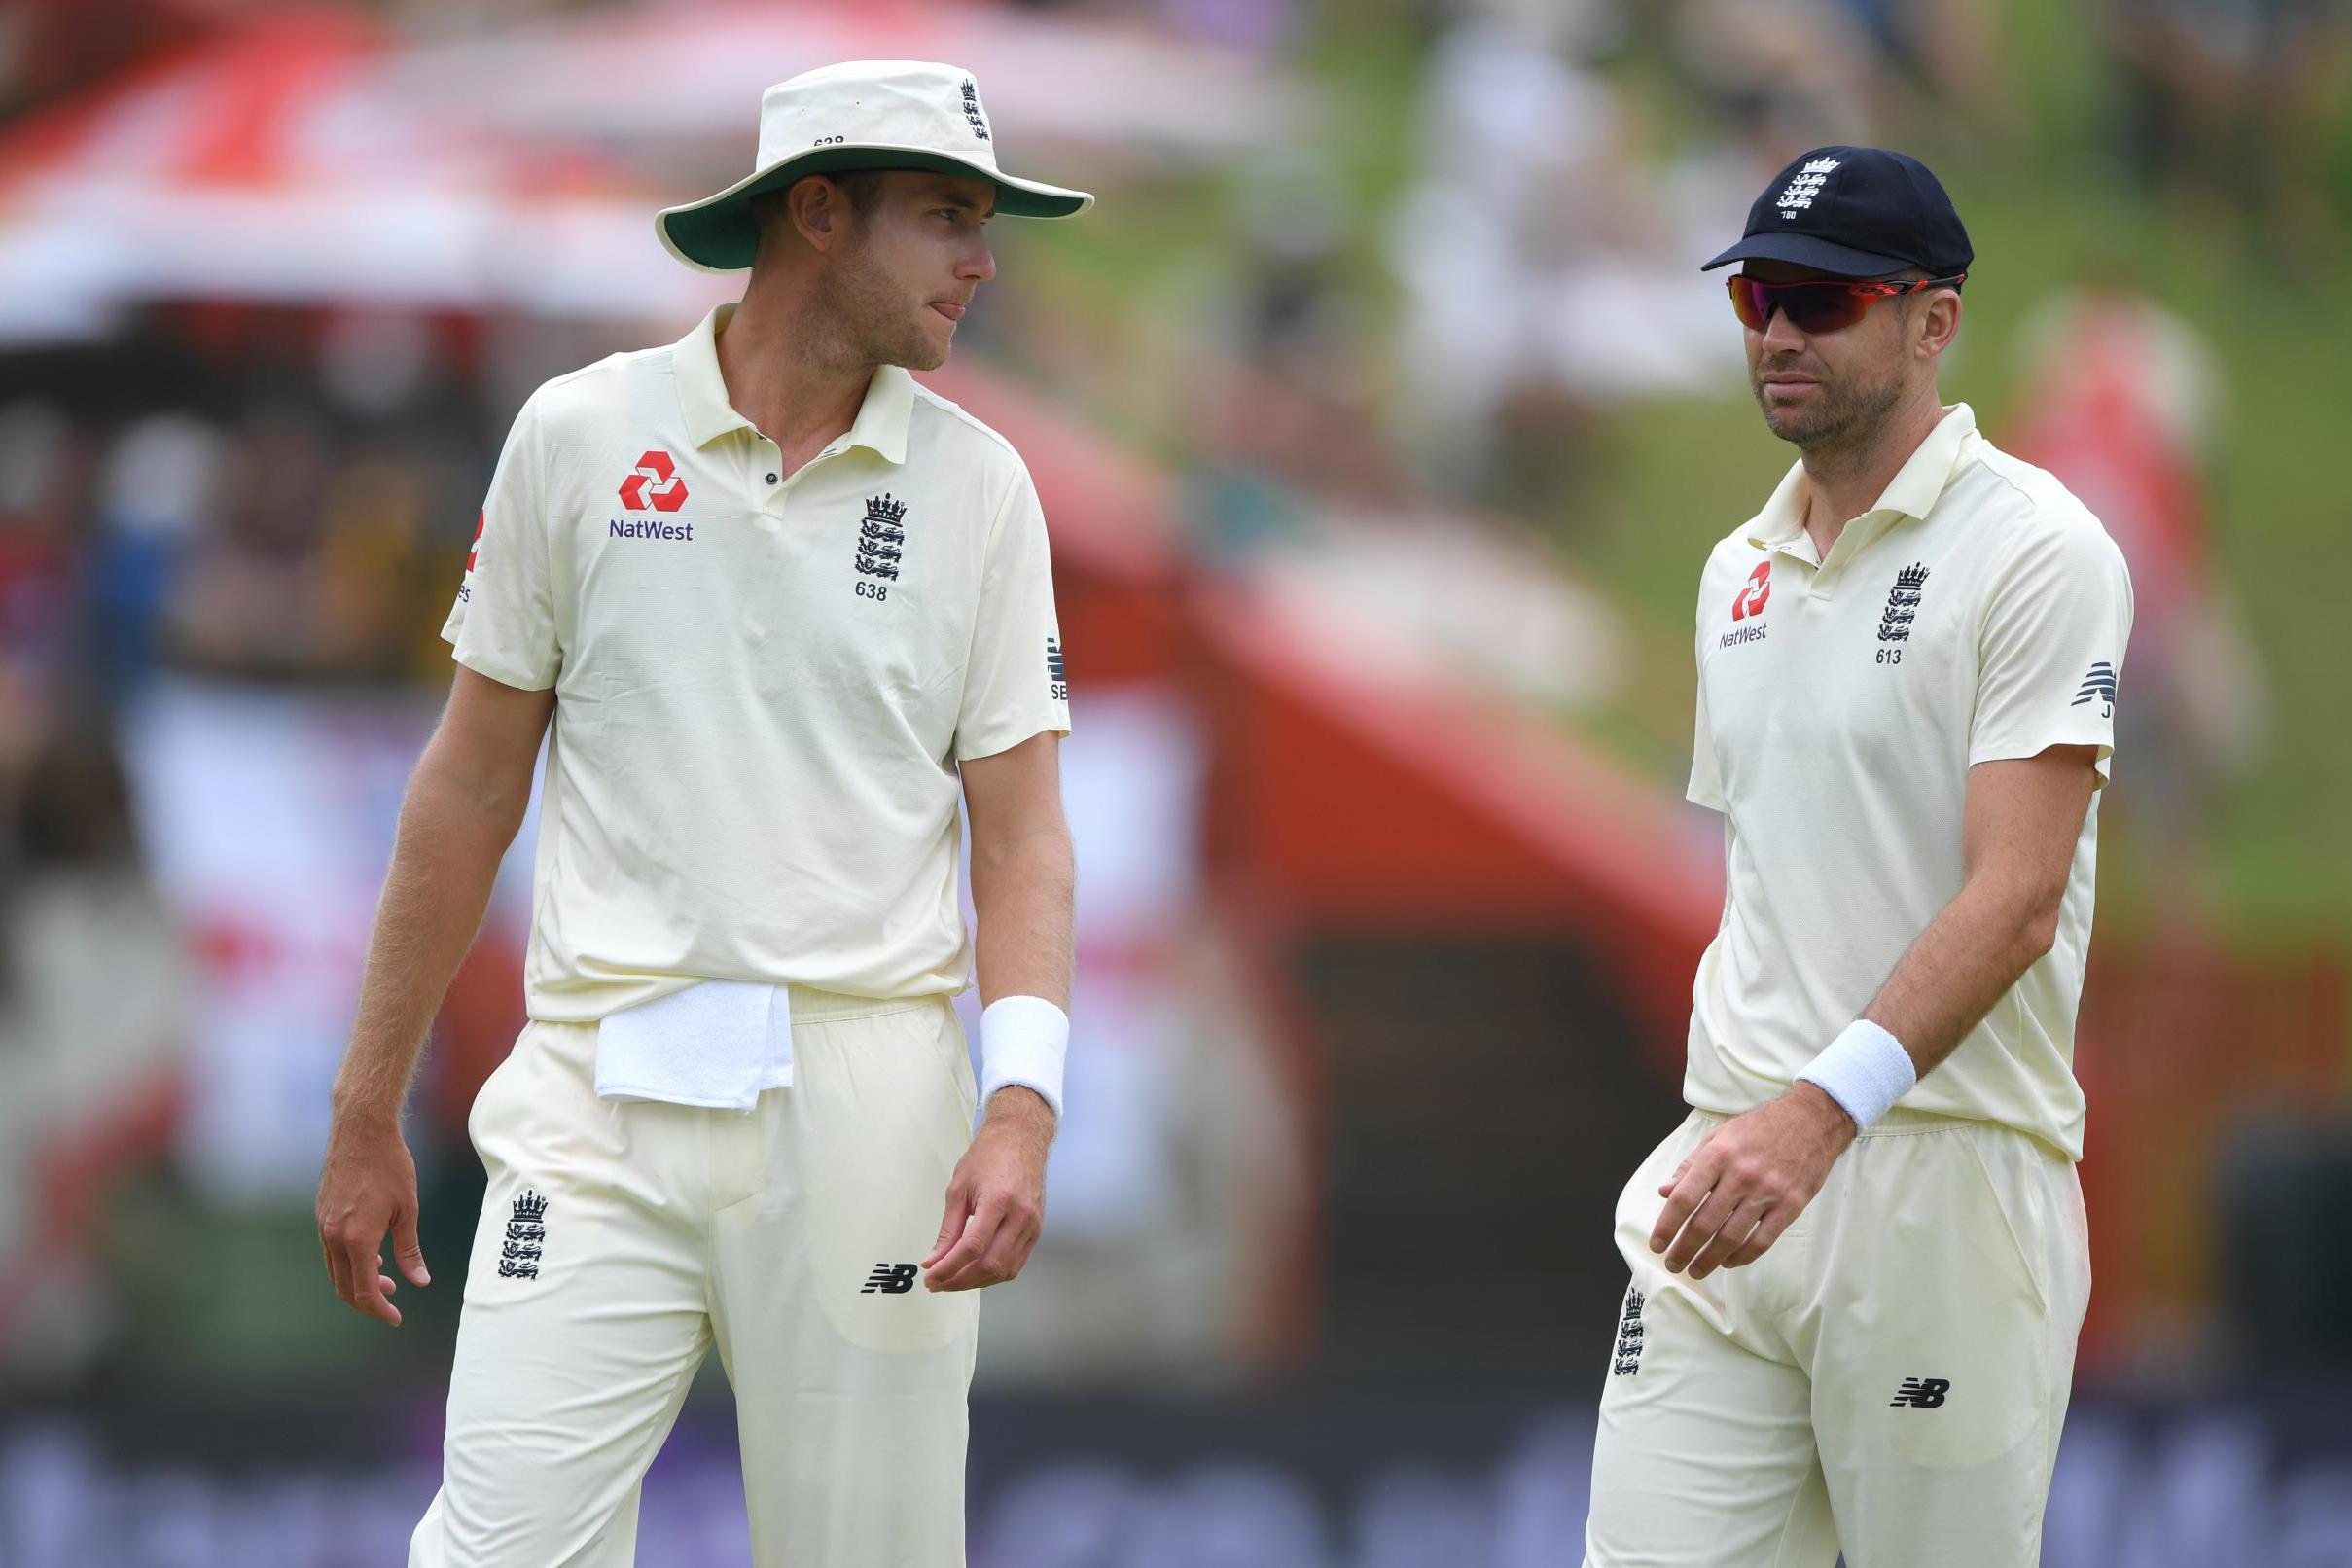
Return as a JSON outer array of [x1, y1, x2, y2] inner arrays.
[[656, 59, 1093, 272]]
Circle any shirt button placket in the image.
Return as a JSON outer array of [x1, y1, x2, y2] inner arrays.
[[756, 434, 782, 518], [774, 446, 845, 514]]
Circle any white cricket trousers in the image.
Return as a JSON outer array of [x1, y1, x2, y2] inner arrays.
[[1585, 1107, 2091, 1568], [410, 989, 981, 1567]]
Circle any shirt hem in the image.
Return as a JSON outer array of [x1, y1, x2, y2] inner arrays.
[[954, 715, 1071, 763], [445, 638, 558, 693], [1967, 734, 2114, 781], [1685, 1092, 2082, 1159], [526, 984, 960, 1027]]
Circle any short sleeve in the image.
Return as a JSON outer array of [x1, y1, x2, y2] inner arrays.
[[1688, 577, 1728, 811], [953, 462, 1070, 763], [1969, 521, 2134, 783], [1689, 680, 1728, 811], [441, 395, 559, 691]]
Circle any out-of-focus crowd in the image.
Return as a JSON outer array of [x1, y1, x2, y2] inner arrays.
[[1379, 0, 2348, 503], [0, 308, 642, 1378]]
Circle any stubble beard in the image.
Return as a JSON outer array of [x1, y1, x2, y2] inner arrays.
[[817, 233, 947, 373], [1753, 359, 1907, 459]]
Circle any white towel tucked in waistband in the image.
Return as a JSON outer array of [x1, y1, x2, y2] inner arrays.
[[592, 980, 794, 1110]]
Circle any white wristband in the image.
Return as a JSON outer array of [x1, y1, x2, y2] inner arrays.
[[980, 995, 1068, 1120], [1795, 1019, 1916, 1131]]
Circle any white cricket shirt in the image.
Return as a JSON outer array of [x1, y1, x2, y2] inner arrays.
[[443, 303, 1070, 1020], [1685, 404, 2132, 1158]]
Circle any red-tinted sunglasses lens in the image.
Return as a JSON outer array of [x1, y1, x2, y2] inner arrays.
[[1728, 277, 1871, 335]]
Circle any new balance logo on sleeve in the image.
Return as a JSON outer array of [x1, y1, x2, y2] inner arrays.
[[861, 1263, 918, 1295], [2071, 660, 2118, 718], [1046, 635, 1067, 702], [1890, 1376, 1951, 1408]]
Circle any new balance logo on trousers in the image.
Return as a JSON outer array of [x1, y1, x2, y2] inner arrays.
[[1890, 1376, 1952, 1408], [862, 1263, 918, 1295]]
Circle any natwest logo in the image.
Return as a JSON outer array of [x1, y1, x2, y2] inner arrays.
[[619, 450, 689, 513], [1731, 560, 1772, 621]]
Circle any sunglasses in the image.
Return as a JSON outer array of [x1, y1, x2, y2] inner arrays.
[[1727, 272, 1967, 335]]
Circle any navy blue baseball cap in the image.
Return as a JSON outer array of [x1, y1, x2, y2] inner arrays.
[[1701, 146, 1973, 279]]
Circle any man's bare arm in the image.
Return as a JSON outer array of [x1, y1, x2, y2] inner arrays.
[[1858, 745, 2099, 1071], [922, 731, 1073, 1292], [316, 666, 553, 1325], [965, 732, 1075, 1022], [1653, 744, 2099, 1278]]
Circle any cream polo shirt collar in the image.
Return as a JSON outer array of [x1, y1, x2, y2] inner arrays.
[[672, 303, 915, 463], [1742, 402, 1978, 571]]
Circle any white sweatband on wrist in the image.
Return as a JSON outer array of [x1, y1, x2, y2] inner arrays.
[[980, 995, 1068, 1121], [1795, 1019, 1916, 1131]]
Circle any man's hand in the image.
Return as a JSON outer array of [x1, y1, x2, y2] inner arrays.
[[313, 666, 548, 1328], [921, 1087, 1053, 1292], [1650, 1086, 1856, 1279], [315, 1111, 431, 1326]]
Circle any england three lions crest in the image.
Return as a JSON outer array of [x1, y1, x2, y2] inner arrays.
[[857, 493, 908, 582], [1777, 156, 1839, 217], [1878, 562, 1929, 642], [498, 1189, 549, 1280]]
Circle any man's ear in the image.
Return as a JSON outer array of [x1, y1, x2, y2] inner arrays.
[[787, 175, 849, 252], [1918, 289, 1963, 361]]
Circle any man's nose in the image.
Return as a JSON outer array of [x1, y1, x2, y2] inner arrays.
[[961, 235, 996, 284], [1759, 303, 1807, 355]]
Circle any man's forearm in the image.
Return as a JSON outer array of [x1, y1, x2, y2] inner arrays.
[[331, 770, 520, 1126], [968, 823, 1073, 1130], [970, 825, 1074, 1011], [1861, 872, 2057, 1080]]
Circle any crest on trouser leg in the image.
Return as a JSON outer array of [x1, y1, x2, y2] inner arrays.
[[498, 1189, 550, 1280], [1613, 1286, 1647, 1376]]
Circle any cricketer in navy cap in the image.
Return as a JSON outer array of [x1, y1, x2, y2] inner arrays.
[[1703, 145, 1974, 279]]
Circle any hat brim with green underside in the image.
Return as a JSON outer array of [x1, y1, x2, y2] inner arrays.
[[656, 146, 1092, 273]]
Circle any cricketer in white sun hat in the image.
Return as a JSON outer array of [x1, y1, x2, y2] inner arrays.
[[657, 59, 1094, 271]]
